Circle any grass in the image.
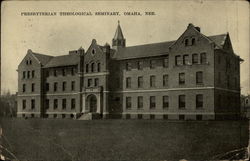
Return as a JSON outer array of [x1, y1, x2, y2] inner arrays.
[[0, 118, 249, 161]]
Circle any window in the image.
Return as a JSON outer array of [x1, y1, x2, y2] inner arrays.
[[86, 64, 89, 73], [126, 97, 131, 109], [46, 83, 49, 92], [88, 79, 92, 87], [196, 94, 203, 109], [192, 54, 198, 64], [179, 73, 185, 85], [138, 76, 143, 88], [71, 68, 75, 75], [185, 39, 189, 46], [94, 78, 99, 86], [54, 99, 58, 109], [138, 114, 142, 119], [179, 95, 185, 109], [218, 72, 221, 84], [196, 115, 202, 120], [29, 60, 32, 65], [191, 38, 195, 45], [163, 96, 169, 109], [31, 99, 35, 109], [26, 60, 29, 65], [54, 82, 58, 92], [71, 81, 75, 91], [183, 55, 189, 65], [150, 75, 156, 87], [31, 83, 35, 92], [32, 70, 35, 78], [179, 115, 185, 120], [126, 62, 131, 71], [27, 71, 30, 79], [126, 77, 131, 88], [46, 70, 50, 77], [71, 99, 75, 109], [97, 63, 101, 72], [163, 75, 168, 87], [163, 114, 168, 120], [62, 99, 66, 109], [22, 100, 26, 109], [54, 69, 57, 77], [91, 63, 95, 72], [53, 114, 57, 118], [62, 69, 66, 76], [62, 114, 66, 118], [218, 55, 221, 64], [150, 96, 156, 109], [163, 56, 169, 68], [126, 114, 131, 119], [138, 61, 143, 70], [218, 95, 221, 108], [23, 84, 26, 92], [200, 52, 207, 64], [45, 99, 49, 109], [175, 55, 182, 66], [196, 72, 203, 84], [150, 60, 156, 69], [23, 71, 26, 79], [227, 75, 230, 88], [137, 96, 143, 109], [62, 82, 66, 91], [150, 114, 155, 120]]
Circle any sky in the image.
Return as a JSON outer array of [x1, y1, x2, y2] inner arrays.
[[1, 0, 249, 95]]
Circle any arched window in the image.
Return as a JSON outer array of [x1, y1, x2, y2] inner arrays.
[[185, 39, 189, 46], [97, 63, 101, 72], [86, 64, 89, 73], [91, 63, 95, 72]]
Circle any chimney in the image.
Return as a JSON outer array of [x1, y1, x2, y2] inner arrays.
[[195, 27, 200, 32]]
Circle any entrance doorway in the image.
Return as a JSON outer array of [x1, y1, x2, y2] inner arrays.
[[87, 94, 97, 113]]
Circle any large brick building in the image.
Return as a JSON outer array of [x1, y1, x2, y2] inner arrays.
[[17, 22, 243, 120]]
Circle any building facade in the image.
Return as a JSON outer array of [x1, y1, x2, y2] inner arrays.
[[17, 22, 243, 120]]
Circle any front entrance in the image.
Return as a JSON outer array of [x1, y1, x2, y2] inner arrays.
[[87, 94, 97, 113]]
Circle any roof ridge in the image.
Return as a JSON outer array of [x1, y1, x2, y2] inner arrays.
[[126, 40, 176, 48], [32, 52, 54, 58]]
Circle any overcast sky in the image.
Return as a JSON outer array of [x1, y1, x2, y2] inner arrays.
[[1, 0, 249, 95]]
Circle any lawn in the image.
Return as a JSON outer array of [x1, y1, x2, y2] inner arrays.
[[0, 118, 249, 161]]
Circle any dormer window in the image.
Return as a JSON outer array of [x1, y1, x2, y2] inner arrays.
[[26, 60, 29, 65], [29, 60, 32, 65]]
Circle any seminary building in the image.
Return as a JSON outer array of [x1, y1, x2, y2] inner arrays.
[[17, 22, 243, 120]]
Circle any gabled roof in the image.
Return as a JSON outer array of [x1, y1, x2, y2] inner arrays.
[[31, 52, 54, 66], [44, 54, 80, 68], [113, 21, 125, 40], [113, 34, 228, 60]]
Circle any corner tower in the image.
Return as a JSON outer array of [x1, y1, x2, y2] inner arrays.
[[112, 21, 126, 50]]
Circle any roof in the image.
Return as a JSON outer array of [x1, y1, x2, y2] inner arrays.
[[113, 34, 228, 60], [44, 54, 80, 68], [113, 41, 175, 60], [207, 34, 227, 49], [113, 21, 124, 40], [31, 52, 54, 66]]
